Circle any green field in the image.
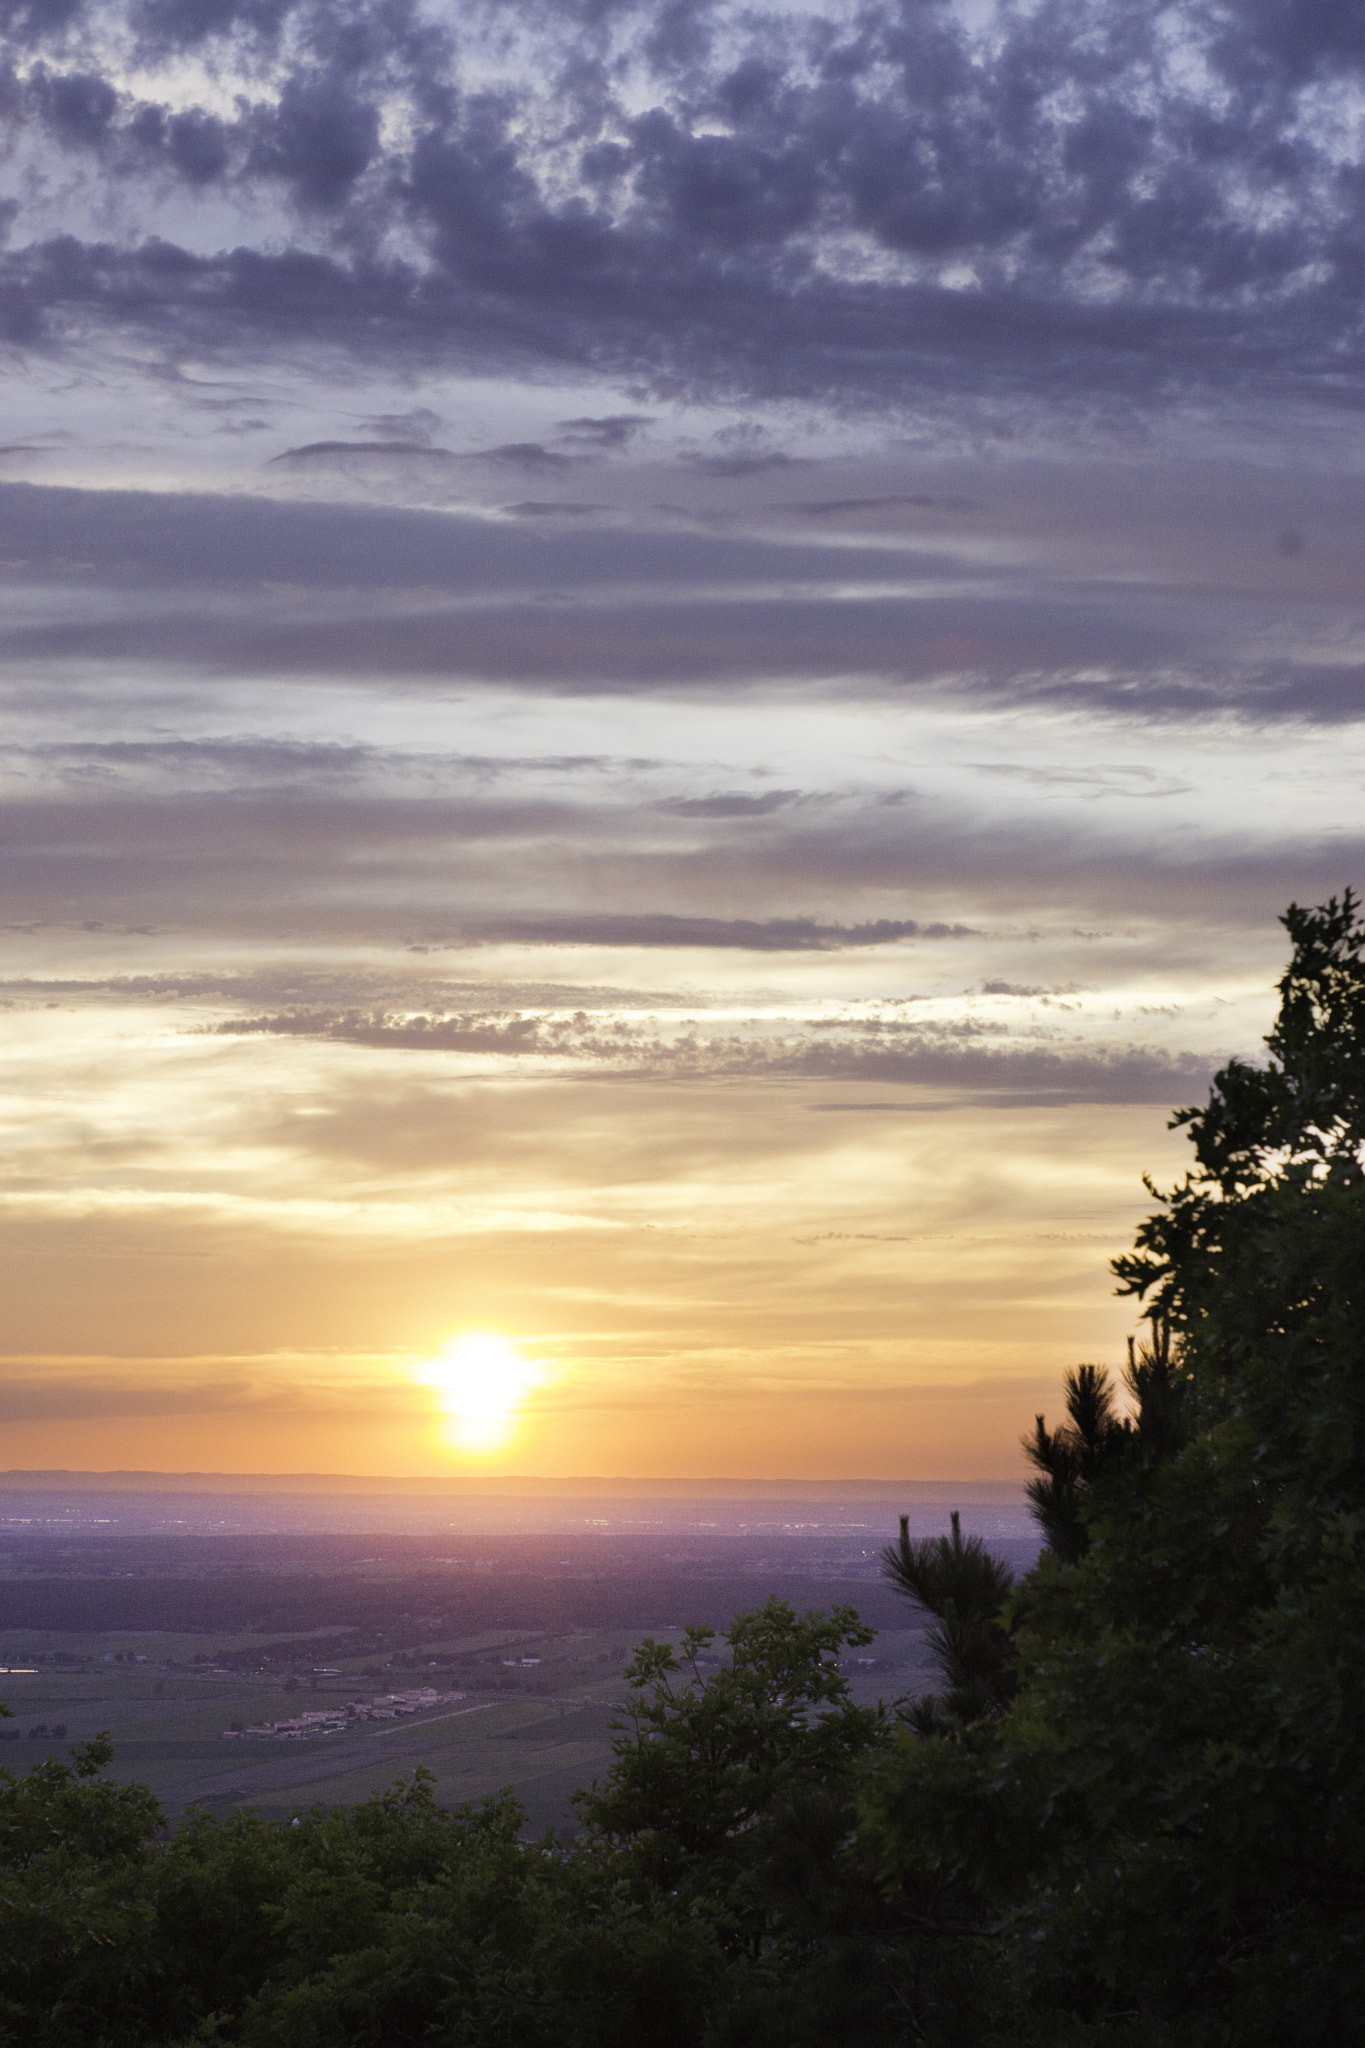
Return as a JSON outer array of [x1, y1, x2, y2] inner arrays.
[[0, 1625, 934, 1835]]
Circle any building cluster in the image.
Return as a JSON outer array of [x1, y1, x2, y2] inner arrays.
[[223, 1686, 464, 1740]]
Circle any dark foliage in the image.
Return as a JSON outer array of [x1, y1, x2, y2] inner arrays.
[[0, 1606, 914, 2048], [880, 1511, 1015, 1724], [863, 891, 1365, 2044], [1022, 1320, 1188, 1562]]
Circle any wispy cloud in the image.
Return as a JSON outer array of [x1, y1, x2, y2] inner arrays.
[[214, 1004, 1214, 1107]]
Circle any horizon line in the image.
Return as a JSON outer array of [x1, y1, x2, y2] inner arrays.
[[0, 1468, 1023, 1498]]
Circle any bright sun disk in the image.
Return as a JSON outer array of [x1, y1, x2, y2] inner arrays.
[[419, 1332, 539, 1455]]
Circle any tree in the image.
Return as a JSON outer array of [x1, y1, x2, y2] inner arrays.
[[0, 1606, 902, 2048], [1022, 1320, 1186, 1562], [880, 1510, 1016, 1723], [575, 1598, 916, 2046], [0, 1736, 163, 2046], [575, 1598, 884, 1905], [861, 892, 1365, 2045]]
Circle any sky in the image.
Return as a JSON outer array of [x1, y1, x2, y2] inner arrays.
[[2, 0, 1364, 1481]]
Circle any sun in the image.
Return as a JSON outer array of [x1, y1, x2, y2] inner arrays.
[[419, 1332, 539, 1455]]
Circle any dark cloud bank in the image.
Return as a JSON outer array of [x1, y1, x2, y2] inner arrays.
[[4, 481, 1364, 727], [4, 0, 1365, 411], [218, 1002, 1217, 1107]]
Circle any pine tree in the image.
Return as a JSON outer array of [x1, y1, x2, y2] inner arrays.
[[1022, 1320, 1187, 1561], [880, 1510, 1016, 1723]]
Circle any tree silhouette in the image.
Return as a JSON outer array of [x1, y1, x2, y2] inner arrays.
[[1022, 1319, 1187, 1561], [865, 891, 1365, 2043], [880, 1509, 1015, 1723]]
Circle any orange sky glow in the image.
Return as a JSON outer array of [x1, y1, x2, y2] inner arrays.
[[2, 1052, 1200, 1479]]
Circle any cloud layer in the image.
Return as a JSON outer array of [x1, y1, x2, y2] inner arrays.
[[5, 0, 1365, 414]]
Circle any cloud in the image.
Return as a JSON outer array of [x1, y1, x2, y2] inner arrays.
[[0, 1375, 257, 1422], [503, 501, 606, 518], [453, 913, 971, 950], [3, 0, 1365, 417], [269, 440, 458, 463], [793, 496, 982, 517], [215, 1003, 1216, 1106], [689, 451, 813, 478], [5, 584, 1335, 724], [0, 965, 703, 1012], [661, 790, 804, 818], [555, 416, 653, 448], [267, 438, 575, 470], [7, 479, 1365, 730], [472, 443, 575, 469], [0, 481, 941, 597], [357, 408, 445, 443], [0, 714, 1360, 948], [0, 1364, 419, 1423]]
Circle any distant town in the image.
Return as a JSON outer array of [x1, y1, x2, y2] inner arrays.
[[224, 1684, 468, 1740]]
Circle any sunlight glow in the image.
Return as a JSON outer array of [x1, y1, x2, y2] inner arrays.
[[419, 1332, 540, 1455]]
